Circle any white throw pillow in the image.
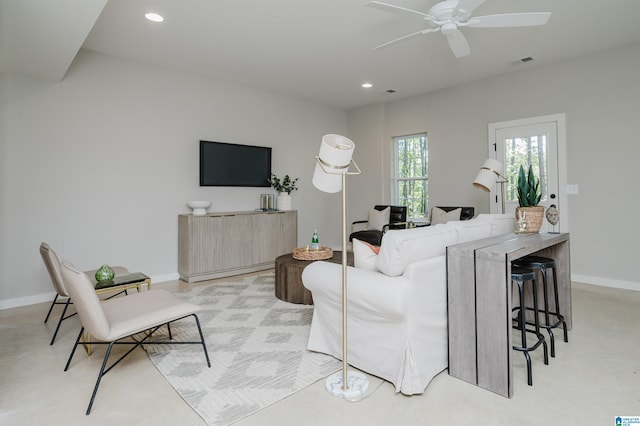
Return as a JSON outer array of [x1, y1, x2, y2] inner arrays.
[[430, 207, 461, 225], [368, 207, 390, 231], [352, 238, 379, 271]]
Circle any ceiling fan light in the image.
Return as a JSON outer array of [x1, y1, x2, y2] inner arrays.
[[145, 12, 164, 22]]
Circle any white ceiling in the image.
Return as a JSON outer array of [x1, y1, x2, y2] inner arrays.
[[3, 0, 640, 109]]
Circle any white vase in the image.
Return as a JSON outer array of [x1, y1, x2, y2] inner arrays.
[[277, 192, 292, 211]]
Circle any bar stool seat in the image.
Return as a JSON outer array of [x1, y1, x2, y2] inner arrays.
[[513, 255, 568, 357], [511, 265, 549, 386]]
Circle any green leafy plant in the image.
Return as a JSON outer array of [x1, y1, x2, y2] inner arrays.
[[268, 174, 299, 194], [516, 165, 541, 207]]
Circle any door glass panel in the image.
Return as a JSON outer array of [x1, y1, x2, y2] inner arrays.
[[504, 135, 548, 204]]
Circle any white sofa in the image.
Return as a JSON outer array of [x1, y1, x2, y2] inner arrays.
[[302, 213, 515, 395]]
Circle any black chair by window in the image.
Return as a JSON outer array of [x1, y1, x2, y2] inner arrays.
[[349, 205, 407, 246]]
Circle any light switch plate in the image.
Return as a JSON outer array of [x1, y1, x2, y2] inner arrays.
[[566, 184, 579, 195]]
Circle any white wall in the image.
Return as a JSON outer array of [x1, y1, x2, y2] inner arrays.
[[348, 43, 640, 289], [0, 49, 347, 307]]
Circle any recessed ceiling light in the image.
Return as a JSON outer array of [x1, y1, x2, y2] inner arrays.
[[362, 83, 373, 88], [145, 12, 164, 22]]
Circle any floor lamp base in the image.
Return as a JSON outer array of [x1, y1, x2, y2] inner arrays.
[[325, 370, 369, 399]]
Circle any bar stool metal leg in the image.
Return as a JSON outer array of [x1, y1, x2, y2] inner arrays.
[[511, 266, 548, 386], [513, 255, 568, 357]]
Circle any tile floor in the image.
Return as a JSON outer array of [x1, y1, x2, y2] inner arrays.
[[1, 276, 639, 426]]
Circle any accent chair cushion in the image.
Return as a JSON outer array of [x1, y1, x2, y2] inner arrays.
[[368, 206, 390, 231]]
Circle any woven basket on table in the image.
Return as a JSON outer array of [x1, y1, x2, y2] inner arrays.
[[292, 246, 333, 261], [516, 206, 545, 233]]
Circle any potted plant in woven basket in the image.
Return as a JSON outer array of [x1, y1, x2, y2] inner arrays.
[[515, 165, 544, 233]]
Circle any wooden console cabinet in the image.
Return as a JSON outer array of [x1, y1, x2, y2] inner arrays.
[[178, 210, 297, 282]]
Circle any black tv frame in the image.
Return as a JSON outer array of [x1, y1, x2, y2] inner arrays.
[[199, 140, 272, 187]]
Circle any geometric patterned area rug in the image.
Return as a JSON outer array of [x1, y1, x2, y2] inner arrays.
[[146, 272, 341, 426]]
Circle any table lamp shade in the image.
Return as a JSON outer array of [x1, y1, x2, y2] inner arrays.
[[473, 158, 504, 192], [312, 134, 355, 193]]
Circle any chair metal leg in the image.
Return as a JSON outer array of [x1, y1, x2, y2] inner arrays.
[[44, 294, 59, 323], [193, 314, 211, 368], [65, 327, 85, 371], [86, 341, 115, 415], [50, 298, 72, 345], [67, 315, 211, 415]]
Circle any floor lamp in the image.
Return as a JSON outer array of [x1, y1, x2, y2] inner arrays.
[[312, 134, 369, 399], [473, 158, 507, 213]]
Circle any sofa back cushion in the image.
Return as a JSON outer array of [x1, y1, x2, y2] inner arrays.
[[448, 219, 492, 244], [476, 213, 515, 235], [377, 225, 458, 277]]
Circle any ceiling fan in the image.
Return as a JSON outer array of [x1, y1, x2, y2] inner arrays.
[[367, 0, 551, 58]]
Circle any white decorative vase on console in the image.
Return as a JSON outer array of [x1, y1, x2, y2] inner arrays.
[[277, 193, 292, 211], [187, 201, 211, 215]]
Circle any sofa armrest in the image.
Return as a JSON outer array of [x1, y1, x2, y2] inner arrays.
[[303, 261, 410, 318]]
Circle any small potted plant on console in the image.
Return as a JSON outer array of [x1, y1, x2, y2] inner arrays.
[[268, 173, 299, 211]]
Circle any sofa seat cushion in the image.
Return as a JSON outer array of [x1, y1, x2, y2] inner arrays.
[[377, 226, 458, 277]]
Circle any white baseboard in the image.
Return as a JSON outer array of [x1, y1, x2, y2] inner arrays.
[[0, 291, 57, 310], [0, 272, 182, 311], [151, 272, 180, 283], [572, 274, 639, 292], [4, 272, 635, 310]]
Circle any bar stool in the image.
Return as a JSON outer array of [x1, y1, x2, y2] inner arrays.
[[511, 265, 549, 386], [513, 255, 568, 357]]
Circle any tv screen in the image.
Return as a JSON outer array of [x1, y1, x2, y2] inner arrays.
[[200, 140, 272, 187]]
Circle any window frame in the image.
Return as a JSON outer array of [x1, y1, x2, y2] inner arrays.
[[391, 132, 429, 221]]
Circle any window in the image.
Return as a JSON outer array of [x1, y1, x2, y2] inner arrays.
[[393, 133, 428, 219]]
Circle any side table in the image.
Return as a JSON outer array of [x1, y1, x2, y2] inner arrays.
[[275, 251, 354, 304]]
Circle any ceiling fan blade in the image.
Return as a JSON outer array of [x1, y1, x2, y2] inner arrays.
[[467, 12, 551, 28], [373, 28, 438, 50], [366, 1, 437, 22], [455, 0, 486, 15], [446, 29, 470, 58]]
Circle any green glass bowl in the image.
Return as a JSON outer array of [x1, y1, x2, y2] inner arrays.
[[95, 264, 115, 282]]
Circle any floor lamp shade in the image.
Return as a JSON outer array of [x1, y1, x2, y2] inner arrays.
[[473, 158, 504, 192], [312, 134, 355, 193]]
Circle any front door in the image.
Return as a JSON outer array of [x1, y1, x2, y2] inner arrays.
[[488, 114, 567, 232]]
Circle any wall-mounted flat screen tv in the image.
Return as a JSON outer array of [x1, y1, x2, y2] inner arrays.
[[200, 140, 272, 187]]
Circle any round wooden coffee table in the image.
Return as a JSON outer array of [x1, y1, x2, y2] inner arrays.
[[275, 251, 354, 304]]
